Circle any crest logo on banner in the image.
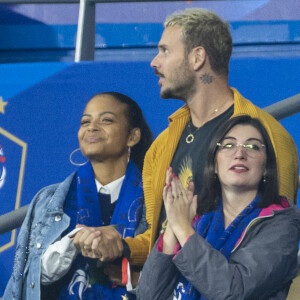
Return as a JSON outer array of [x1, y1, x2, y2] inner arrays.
[[0, 122, 27, 253]]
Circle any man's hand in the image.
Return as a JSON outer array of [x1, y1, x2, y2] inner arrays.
[[73, 225, 124, 262]]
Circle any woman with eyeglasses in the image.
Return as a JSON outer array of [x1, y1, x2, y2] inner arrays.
[[137, 115, 300, 300]]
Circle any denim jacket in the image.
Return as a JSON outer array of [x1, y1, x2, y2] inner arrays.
[[4, 173, 75, 300]]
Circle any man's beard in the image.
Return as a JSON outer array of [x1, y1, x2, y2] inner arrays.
[[160, 59, 195, 101], [160, 75, 195, 101], [161, 86, 184, 100]]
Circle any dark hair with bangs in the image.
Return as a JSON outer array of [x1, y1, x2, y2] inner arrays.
[[197, 115, 279, 215]]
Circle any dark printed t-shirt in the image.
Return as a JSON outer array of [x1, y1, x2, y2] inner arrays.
[[171, 105, 234, 195]]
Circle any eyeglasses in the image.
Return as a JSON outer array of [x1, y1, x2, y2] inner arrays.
[[217, 142, 265, 158]]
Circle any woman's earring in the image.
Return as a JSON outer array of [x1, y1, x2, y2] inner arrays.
[[128, 147, 131, 162], [263, 175, 267, 183], [69, 148, 88, 166]]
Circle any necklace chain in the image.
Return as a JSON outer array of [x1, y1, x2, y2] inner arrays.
[[185, 101, 227, 144]]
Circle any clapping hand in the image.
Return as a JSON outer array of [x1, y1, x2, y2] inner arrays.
[[163, 167, 197, 248]]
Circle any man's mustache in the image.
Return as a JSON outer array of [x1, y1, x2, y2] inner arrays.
[[155, 70, 164, 78]]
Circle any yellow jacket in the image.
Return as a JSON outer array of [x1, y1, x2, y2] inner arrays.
[[125, 88, 299, 265]]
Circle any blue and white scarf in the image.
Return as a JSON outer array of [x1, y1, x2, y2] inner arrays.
[[173, 195, 262, 300], [59, 160, 143, 300]]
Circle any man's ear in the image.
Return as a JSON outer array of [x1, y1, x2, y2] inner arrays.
[[127, 127, 141, 147], [191, 46, 206, 71]]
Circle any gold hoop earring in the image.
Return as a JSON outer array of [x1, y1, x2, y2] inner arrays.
[[69, 148, 88, 166]]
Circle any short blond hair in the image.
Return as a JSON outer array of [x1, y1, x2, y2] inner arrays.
[[164, 8, 232, 75]]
